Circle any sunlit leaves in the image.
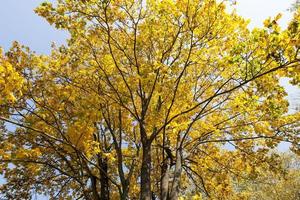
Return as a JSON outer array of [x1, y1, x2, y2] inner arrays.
[[0, 0, 300, 199]]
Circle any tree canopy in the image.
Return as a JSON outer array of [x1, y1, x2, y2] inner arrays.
[[0, 0, 300, 199]]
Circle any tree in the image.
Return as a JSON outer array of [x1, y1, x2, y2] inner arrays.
[[235, 152, 300, 200], [290, 0, 300, 12], [0, 0, 300, 199]]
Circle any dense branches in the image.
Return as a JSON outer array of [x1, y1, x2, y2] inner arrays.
[[0, 0, 300, 199]]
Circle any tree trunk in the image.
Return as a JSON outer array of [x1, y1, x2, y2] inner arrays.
[[121, 188, 129, 200], [161, 159, 170, 200], [100, 157, 110, 200], [169, 138, 182, 200], [91, 175, 101, 200], [115, 142, 129, 200], [140, 141, 152, 200]]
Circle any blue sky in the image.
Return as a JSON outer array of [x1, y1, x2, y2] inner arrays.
[[235, 0, 294, 29], [0, 0, 67, 54], [0, 0, 298, 198], [0, 0, 296, 53]]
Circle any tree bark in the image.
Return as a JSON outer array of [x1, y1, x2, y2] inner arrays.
[[169, 135, 182, 200], [161, 159, 170, 200], [99, 157, 109, 200], [91, 175, 101, 200], [169, 150, 182, 200], [140, 141, 152, 200]]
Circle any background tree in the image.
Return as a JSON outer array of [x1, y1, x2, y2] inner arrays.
[[0, 0, 300, 199], [290, 0, 300, 12], [234, 152, 300, 200]]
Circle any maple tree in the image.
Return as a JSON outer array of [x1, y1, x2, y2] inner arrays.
[[0, 0, 300, 199]]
